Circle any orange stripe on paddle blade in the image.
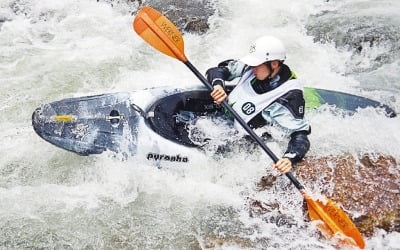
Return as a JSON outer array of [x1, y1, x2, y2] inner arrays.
[[306, 197, 365, 249], [133, 6, 187, 62]]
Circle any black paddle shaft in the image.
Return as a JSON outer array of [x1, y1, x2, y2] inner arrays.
[[184, 60, 305, 191]]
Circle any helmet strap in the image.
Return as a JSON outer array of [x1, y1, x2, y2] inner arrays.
[[263, 61, 273, 79]]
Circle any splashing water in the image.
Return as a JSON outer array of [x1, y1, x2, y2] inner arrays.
[[1, 0, 399, 249]]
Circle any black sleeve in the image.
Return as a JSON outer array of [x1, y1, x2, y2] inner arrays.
[[205, 66, 230, 87], [284, 129, 311, 164], [205, 59, 238, 87]]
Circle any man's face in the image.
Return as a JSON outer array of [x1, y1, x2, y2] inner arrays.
[[252, 63, 270, 80]]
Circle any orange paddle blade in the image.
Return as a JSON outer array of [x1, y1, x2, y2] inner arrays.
[[133, 6, 187, 62], [306, 196, 365, 249]]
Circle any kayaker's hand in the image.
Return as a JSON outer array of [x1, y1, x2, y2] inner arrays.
[[273, 158, 292, 174], [210, 85, 227, 105]]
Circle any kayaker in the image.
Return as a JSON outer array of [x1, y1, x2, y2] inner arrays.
[[207, 35, 311, 174]]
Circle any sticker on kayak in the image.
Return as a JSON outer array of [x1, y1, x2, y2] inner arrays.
[[146, 152, 189, 163], [53, 115, 76, 122], [242, 102, 256, 115]]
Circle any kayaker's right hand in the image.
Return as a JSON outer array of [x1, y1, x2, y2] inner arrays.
[[273, 158, 293, 174], [211, 85, 227, 105]]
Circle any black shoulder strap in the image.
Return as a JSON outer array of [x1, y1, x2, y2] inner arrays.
[[276, 89, 305, 119]]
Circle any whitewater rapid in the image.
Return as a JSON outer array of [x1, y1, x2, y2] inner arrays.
[[1, 0, 399, 249]]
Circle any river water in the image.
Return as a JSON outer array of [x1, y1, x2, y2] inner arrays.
[[1, 0, 399, 249]]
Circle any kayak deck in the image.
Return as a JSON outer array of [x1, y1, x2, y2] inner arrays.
[[32, 86, 396, 156]]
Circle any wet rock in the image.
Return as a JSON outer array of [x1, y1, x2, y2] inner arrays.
[[306, 11, 400, 73], [247, 198, 280, 216], [10, 1, 30, 17], [306, 14, 399, 51], [98, 0, 215, 34], [295, 154, 400, 236], [256, 175, 277, 191], [146, 0, 213, 34]]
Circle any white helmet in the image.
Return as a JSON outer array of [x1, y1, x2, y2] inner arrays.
[[240, 36, 286, 66]]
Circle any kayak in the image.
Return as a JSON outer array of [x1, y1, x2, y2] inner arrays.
[[32, 86, 396, 161]]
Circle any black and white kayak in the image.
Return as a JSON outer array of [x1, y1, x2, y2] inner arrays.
[[32, 85, 396, 163]]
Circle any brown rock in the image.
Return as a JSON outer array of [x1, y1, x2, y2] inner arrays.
[[295, 154, 400, 236], [142, 0, 214, 34], [98, 0, 214, 34], [256, 175, 277, 191]]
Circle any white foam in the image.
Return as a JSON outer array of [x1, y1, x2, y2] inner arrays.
[[0, 0, 399, 248]]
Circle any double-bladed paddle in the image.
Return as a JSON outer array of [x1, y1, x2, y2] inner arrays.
[[133, 6, 365, 249]]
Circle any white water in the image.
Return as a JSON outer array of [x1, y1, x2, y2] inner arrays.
[[1, 0, 399, 249]]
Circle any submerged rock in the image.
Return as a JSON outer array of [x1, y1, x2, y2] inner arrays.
[[295, 154, 400, 236]]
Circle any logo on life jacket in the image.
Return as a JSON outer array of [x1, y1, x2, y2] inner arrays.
[[299, 105, 304, 114], [242, 102, 256, 115]]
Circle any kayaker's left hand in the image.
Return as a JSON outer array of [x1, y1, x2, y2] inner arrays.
[[273, 158, 292, 174]]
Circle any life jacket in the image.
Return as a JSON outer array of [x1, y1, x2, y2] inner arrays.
[[227, 69, 303, 131]]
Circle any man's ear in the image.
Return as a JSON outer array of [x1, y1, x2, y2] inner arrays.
[[271, 60, 280, 69]]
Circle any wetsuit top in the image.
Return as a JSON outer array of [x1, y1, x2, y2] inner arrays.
[[206, 60, 311, 164]]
